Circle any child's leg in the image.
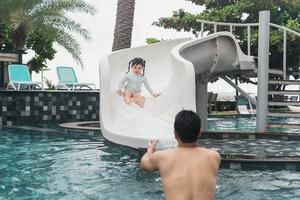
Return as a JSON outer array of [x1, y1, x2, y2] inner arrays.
[[123, 90, 134, 104], [133, 93, 145, 107]]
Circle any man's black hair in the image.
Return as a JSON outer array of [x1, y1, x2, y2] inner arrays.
[[126, 57, 146, 75], [174, 110, 201, 143]]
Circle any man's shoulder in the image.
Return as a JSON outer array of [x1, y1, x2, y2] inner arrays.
[[199, 147, 221, 160], [154, 148, 175, 156], [152, 148, 175, 160], [151, 149, 177, 168]]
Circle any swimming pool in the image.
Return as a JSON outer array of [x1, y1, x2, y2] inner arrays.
[[0, 126, 299, 199], [208, 115, 300, 133]]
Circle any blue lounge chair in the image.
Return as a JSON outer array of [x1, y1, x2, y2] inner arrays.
[[7, 64, 42, 90], [56, 66, 96, 90]]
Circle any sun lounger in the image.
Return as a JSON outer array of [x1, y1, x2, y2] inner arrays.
[[56, 66, 96, 90], [6, 64, 42, 90]]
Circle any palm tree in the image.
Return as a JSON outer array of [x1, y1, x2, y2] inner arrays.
[[112, 0, 135, 51], [0, 0, 97, 67]]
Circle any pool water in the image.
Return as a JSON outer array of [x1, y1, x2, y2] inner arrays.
[[208, 116, 300, 133], [0, 126, 300, 200], [199, 138, 300, 156], [0, 128, 161, 200]]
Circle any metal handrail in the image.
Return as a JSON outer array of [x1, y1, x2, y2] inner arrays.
[[197, 19, 300, 80], [270, 23, 300, 37], [269, 23, 300, 79], [197, 19, 259, 27], [197, 19, 259, 56]]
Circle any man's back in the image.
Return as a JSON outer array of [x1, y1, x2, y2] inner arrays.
[[155, 147, 220, 200], [140, 110, 220, 200]]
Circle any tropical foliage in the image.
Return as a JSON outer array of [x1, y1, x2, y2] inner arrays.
[[26, 31, 57, 73], [0, 0, 97, 70], [153, 0, 300, 81], [146, 38, 161, 44], [0, 22, 13, 53]]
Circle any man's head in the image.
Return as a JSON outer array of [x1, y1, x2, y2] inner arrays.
[[174, 110, 201, 143]]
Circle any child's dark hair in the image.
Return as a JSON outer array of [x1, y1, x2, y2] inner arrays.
[[174, 110, 201, 143], [126, 57, 146, 75]]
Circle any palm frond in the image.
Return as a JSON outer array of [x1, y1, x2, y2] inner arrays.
[[51, 28, 84, 68], [9, 8, 30, 28], [0, 0, 42, 19], [41, 0, 97, 15], [1, 0, 96, 68], [38, 15, 91, 40]]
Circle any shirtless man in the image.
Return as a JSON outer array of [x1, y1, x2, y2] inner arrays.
[[140, 110, 221, 200]]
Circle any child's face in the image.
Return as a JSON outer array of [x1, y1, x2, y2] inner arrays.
[[131, 64, 144, 74]]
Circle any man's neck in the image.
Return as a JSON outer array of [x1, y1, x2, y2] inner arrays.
[[178, 141, 198, 148]]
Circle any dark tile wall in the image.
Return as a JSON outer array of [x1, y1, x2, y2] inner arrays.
[[0, 90, 99, 126]]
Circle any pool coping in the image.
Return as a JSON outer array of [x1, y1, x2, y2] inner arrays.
[[202, 130, 300, 140], [220, 154, 300, 171], [59, 121, 101, 130]]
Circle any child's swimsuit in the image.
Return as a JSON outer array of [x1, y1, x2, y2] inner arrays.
[[119, 71, 154, 95]]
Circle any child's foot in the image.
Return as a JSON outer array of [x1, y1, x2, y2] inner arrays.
[[136, 102, 144, 108], [124, 98, 133, 104]]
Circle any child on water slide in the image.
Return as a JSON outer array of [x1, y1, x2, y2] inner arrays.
[[117, 57, 160, 107]]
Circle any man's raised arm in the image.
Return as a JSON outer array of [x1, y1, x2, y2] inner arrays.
[[140, 140, 159, 171]]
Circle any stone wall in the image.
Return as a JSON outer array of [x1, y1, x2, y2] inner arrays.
[[0, 90, 99, 126]]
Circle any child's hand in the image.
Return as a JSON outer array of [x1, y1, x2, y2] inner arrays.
[[117, 90, 123, 96], [153, 93, 161, 97]]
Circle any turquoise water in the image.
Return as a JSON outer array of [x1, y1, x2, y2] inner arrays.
[[0, 126, 300, 200], [199, 138, 300, 156], [208, 115, 300, 133]]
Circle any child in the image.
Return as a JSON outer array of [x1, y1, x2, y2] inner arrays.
[[117, 57, 160, 107]]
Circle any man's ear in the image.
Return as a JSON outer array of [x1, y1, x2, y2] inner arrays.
[[198, 129, 202, 138], [174, 130, 178, 139]]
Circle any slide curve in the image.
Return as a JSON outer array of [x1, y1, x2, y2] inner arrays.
[[99, 32, 256, 149]]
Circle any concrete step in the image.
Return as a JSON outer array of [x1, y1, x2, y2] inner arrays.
[[269, 80, 300, 85], [268, 90, 300, 95], [267, 123, 300, 128], [268, 112, 300, 117], [268, 101, 300, 106]]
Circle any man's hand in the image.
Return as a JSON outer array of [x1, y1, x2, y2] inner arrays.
[[147, 140, 158, 153], [153, 93, 161, 98], [117, 90, 123, 96], [141, 140, 159, 171]]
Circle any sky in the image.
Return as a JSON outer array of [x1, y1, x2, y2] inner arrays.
[[26, 0, 258, 95]]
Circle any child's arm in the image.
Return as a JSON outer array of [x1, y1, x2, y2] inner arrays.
[[144, 77, 160, 97], [117, 75, 129, 95]]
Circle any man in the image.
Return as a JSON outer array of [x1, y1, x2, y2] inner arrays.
[[140, 110, 221, 200]]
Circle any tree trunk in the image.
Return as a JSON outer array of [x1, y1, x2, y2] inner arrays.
[[112, 0, 135, 52], [18, 50, 22, 64]]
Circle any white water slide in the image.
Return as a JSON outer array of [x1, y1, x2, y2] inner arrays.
[[99, 32, 256, 149]]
